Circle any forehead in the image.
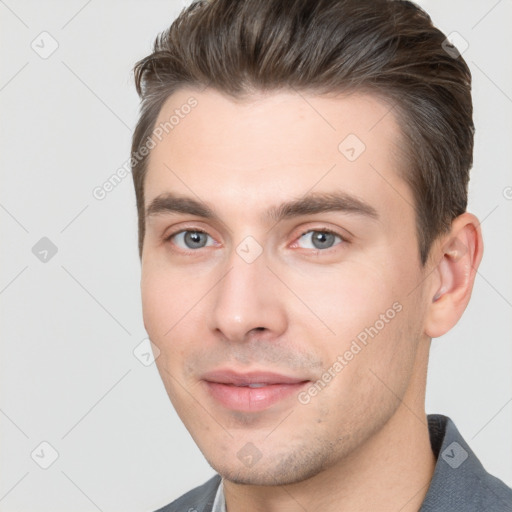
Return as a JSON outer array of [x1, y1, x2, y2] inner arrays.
[[143, 87, 411, 223]]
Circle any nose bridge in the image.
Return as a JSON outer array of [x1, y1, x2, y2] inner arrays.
[[208, 241, 285, 341]]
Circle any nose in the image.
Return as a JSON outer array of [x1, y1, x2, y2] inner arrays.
[[207, 246, 288, 344]]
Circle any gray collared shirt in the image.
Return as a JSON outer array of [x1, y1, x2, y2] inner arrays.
[[156, 414, 512, 511]]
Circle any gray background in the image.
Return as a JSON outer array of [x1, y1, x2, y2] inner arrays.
[[1, 0, 511, 510]]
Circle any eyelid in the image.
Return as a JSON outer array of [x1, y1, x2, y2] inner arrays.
[[164, 227, 215, 246], [289, 226, 349, 251], [165, 227, 208, 241], [164, 228, 217, 257], [298, 226, 348, 240], [291, 221, 351, 242], [163, 222, 217, 242]]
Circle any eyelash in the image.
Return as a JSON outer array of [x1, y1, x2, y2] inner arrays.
[[164, 226, 349, 256]]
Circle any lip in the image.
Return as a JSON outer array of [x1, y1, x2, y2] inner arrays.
[[201, 369, 310, 412]]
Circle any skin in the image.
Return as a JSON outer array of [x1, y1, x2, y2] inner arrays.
[[140, 87, 483, 512]]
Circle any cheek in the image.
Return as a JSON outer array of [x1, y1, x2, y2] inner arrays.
[[287, 260, 398, 336], [141, 264, 213, 366], [141, 270, 194, 402], [141, 266, 188, 345], [287, 258, 420, 384], [141, 272, 167, 339]]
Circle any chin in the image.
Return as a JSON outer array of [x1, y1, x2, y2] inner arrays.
[[205, 450, 334, 486]]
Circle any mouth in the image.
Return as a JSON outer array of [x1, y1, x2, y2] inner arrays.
[[201, 369, 311, 412]]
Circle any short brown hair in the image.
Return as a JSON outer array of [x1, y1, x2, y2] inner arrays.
[[131, 0, 474, 265]]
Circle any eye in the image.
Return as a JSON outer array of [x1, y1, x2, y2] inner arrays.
[[166, 229, 216, 251], [296, 229, 345, 251]]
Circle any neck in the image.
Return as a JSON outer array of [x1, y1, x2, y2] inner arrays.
[[223, 345, 436, 512]]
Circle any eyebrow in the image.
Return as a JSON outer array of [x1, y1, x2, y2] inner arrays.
[[145, 191, 379, 224]]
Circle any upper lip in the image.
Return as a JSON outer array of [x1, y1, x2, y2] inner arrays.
[[202, 369, 310, 386]]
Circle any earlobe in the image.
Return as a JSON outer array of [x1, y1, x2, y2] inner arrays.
[[424, 213, 484, 338]]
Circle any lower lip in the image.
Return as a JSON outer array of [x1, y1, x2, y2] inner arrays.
[[204, 381, 309, 412]]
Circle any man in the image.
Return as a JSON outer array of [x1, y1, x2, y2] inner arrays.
[[130, 0, 512, 510]]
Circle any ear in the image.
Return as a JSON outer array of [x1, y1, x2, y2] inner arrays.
[[424, 212, 484, 338]]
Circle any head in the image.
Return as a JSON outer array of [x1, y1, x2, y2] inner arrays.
[[132, 0, 483, 485]]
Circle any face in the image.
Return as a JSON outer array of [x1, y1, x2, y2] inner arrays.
[[140, 88, 432, 485]]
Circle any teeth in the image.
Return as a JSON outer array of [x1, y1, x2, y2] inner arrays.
[[247, 383, 267, 388]]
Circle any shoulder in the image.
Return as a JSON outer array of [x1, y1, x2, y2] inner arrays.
[[421, 414, 512, 512], [153, 474, 222, 512]]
